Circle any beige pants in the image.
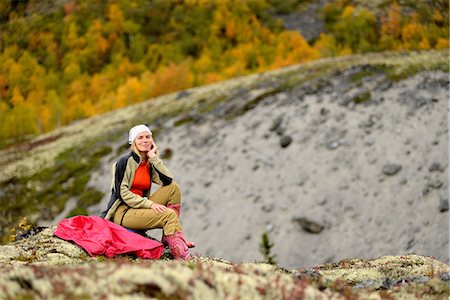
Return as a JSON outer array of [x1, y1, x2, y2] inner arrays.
[[113, 182, 182, 235]]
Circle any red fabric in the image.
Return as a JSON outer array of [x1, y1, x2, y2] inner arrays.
[[130, 162, 151, 196], [54, 215, 163, 259]]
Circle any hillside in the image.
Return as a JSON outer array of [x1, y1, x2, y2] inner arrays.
[[1, 50, 448, 271]]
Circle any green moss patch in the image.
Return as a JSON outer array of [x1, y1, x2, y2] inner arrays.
[[66, 207, 88, 218], [352, 91, 372, 104], [0, 140, 111, 243], [350, 64, 389, 83]]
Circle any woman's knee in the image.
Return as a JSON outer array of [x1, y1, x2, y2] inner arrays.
[[164, 208, 178, 220], [167, 181, 181, 201], [169, 181, 181, 194]]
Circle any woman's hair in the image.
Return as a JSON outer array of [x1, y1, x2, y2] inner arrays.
[[130, 142, 149, 164]]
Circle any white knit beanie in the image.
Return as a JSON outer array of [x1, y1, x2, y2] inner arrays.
[[128, 124, 152, 144]]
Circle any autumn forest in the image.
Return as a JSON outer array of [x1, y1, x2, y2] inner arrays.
[[0, 0, 448, 146]]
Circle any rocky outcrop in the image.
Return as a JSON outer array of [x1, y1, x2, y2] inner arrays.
[[0, 229, 449, 299], [0, 227, 91, 266]]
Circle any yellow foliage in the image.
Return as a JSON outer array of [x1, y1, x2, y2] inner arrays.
[[2, 98, 39, 138], [68, 77, 87, 100], [401, 22, 425, 49], [26, 90, 45, 107], [339, 46, 352, 56], [46, 90, 63, 128], [186, 0, 211, 5], [64, 62, 81, 83], [115, 77, 143, 107], [87, 74, 108, 101], [271, 31, 319, 69], [418, 37, 431, 50], [9, 217, 32, 242], [65, 22, 83, 49], [108, 4, 124, 33], [8, 62, 25, 91], [342, 5, 354, 18], [435, 38, 449, 49], [82, 99, 97, 117], [194, 52, 214, 73], [432, 10, 444, 24], [39, 105, 53, 132], [222, 61, 245, 78], [314, 33, 339, 57], [10, 87, 25, 106]]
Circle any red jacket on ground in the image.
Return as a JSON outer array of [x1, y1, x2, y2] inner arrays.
[[54, 215, 163, 259]]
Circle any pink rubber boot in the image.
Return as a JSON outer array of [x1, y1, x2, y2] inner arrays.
[[167, 204, 195, 248], [167, 204, 181, 217], [162, 232, 191, 260]]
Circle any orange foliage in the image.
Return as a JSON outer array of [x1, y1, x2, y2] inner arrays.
[[271, 31, 319, 69], [10, 87, 25, 106], [90, 20, 109, 57], [115, 77, 143, 108], [117, 58, 135, 77], [401, 22, 425, 49], [64, 1, 76, 15], [204, 73, 223, 84], [149, 62, 193, 98], [39, 105, 52, 132], [382, 1, 401, 38], [0, 75, 7, 100]]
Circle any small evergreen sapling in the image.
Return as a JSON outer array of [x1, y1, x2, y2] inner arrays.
[[259, 231, 277, 265]]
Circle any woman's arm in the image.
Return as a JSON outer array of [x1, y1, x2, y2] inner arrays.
[[149, 155, 173, 186], [148, 140, 173, 186]]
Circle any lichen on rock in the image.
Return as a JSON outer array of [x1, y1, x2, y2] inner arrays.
[[0, 226, 91, 266], [0, 228, 449, 299]]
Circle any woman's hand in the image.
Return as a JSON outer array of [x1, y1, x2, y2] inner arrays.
[[151, 203, 167, 214], [147, 141, 158, 159]]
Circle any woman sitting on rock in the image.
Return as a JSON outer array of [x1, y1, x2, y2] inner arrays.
[[100, 124, 194, 259]]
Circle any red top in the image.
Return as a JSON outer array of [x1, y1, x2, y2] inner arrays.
[[130, 162, 151, 197]]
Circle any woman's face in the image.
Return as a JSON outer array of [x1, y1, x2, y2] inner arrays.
[[134, 131, 153, 152]]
